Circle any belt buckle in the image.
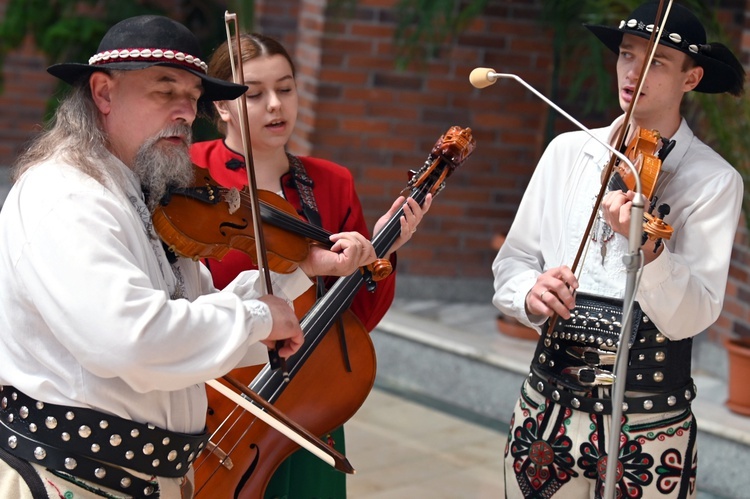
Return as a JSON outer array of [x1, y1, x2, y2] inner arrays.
[[562, 366, 615, 386], [566, 346, 617, 366]]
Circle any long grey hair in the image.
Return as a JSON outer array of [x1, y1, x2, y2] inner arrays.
[[12, 81, 110, 185]]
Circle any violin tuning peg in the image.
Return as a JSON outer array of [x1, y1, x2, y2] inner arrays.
[[658, 203, 670, 218], [658, 138, 676, 161]]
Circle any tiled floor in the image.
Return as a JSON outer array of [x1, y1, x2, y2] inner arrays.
[[345, 387, 505, 498]]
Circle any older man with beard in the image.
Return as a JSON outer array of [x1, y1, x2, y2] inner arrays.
[[0, 15, 376, 499]]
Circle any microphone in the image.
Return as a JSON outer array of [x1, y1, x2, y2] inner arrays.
[[468, 67, 498, 88]]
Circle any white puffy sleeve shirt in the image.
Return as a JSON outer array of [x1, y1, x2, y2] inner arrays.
[[0, 156, 312, 433], [492, 117, 742, 341]]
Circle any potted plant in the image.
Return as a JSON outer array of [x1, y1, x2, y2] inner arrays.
[[724, 336, 750, 416]]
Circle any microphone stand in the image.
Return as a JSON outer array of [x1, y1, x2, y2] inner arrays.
[[471, 70, 644, 499], [603, 185, 643, 499]]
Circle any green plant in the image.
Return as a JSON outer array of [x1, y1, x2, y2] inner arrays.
[[391, 0, 488, 68], [0, 0, 165, 93]]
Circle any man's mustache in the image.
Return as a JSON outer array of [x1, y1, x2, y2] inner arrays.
[[141, 123, 193, 149], [151, 123, 193, 146]]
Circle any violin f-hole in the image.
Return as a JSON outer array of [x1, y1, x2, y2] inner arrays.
[[219, 219, 250, 235]]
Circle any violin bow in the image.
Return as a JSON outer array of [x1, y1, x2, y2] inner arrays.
[[570, 0, 673, 277], [224, 12, 289, 380], [203, 12, 353, 474], [224, 13, 273, 294]]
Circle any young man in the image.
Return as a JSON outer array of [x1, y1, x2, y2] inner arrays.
[[493, 2, 745, 498], [0, 15, 379, 498]]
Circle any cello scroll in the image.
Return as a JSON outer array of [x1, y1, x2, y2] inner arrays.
[[402, 125, 476, 199]]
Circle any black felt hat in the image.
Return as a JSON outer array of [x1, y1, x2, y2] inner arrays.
[[47, 15, 247, 101], [585, 2, 745, 95]]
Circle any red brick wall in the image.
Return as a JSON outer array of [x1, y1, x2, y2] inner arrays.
[[276, 0, 557, 281], [1, 0, 749, 344]]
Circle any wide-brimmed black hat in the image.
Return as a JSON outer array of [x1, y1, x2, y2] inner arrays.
[[47, 15, 247, 101], [585, 1, 745, 95]]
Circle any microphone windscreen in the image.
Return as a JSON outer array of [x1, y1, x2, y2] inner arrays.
[[469, 67, 496, 89]]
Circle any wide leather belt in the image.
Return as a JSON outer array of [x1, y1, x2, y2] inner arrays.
[[530, 293, 694, 407], [0, 386, 209, 496], [528, 370, 695, 414]]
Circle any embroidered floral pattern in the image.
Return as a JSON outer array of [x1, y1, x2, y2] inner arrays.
[[509, 410, 578, 497], [579, 437, 654, 498]]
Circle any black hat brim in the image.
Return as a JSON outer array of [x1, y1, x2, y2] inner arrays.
[[584, 23, 740, 94], [47, 60, 247, 102]]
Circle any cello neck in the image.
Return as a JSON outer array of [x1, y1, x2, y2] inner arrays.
[[249, 126, 473, 402], [249, 173, 435, 402]]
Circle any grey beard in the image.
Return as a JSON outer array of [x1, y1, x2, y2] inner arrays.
[[133, 124, 194, 211]]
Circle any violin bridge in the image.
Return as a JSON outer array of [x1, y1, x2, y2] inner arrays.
[[204, 441, 234, 469], [224, 187, 241, 215]]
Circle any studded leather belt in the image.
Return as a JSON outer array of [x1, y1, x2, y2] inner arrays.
[[527, 370, 695, 415], [529, 293, 695, 413], [0, 386, 209, 496]]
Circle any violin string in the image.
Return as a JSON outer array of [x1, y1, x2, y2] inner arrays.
[[196, 411, 270, 492], [200, 407, 247, 462], [236, 190, 334, 245]]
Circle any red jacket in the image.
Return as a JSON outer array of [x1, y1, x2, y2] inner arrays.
[[190, 139, 395, 332]]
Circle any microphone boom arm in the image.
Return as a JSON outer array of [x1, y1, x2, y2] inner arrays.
[[471, 69, 641, 194]]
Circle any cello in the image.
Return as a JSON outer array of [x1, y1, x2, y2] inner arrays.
[[192, 126, 476, 497]]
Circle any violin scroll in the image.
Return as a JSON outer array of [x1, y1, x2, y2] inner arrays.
[[642, 203, 673, 251], [608, 126, 675, 250], [367, 259, 393, 281], [360, 258, 393, 292]]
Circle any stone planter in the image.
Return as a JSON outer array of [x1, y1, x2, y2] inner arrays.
[[725, 337, 750, 416]]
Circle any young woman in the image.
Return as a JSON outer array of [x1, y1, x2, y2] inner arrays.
[[190, 33, 430, 498]]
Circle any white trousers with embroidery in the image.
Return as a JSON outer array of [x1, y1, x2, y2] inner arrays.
[[504, 380, 697, 499]]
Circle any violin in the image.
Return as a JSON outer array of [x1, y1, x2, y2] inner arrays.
[[153, 164, 333, 273], [153, 164, 394, 284], [548, 0, 675, 331], [192, 125, 476, 498], [608, 126, 675, 248]]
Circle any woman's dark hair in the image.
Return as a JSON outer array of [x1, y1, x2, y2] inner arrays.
[[208, 33, 295, 83]]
